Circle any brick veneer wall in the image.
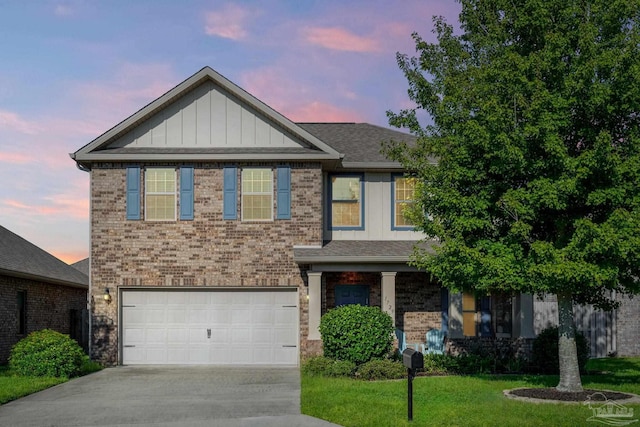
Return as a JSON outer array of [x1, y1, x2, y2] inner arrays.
[[0, 275, 87, 364], [90, 162, 323, 365], [616, 294, 640, 357], [395, 272, 441, 344]]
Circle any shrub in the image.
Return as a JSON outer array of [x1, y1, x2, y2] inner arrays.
[[357, 359, 406, 380], [532, 326, 590, 374], [9, 329, 88, 378], [328, 360, 357, 377], [301, 356, 356, 377], [319, 305, 394, 365], [422, 354, 450, 375], [301, 356, 333, 376]]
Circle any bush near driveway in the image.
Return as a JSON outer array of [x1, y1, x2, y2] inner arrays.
[[319, 305, 394, 364], [10, 329, 88, 378]]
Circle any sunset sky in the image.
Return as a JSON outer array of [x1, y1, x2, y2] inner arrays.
[[0, 1, 461, 263]]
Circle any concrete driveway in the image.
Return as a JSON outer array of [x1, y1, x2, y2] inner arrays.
[[0, 366, 341, 427]]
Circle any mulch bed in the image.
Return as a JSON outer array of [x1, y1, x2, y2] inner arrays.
[[508, 387, 634, 402]]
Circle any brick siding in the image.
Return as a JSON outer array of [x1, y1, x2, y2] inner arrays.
[[0, 275, 87, 364], [90, 162, 323, 365]]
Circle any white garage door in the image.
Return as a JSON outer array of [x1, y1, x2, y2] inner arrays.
[[121, 289, 298, 365]]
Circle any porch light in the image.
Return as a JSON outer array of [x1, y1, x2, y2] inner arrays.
[[103, 288, 112, 303]]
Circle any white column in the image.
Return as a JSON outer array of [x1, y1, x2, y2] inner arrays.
[[381, 272, 397, 327], [517, 294, 535, 338], [307, 272, 322, 340], [449, 292, 463, 338]]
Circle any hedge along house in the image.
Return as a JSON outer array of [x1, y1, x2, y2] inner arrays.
[[0, 225, 89, 364]]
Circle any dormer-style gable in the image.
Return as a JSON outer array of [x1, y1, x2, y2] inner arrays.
[[71, 67, 342, 168]]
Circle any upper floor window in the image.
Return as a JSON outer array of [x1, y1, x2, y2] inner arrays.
[[126, 166, 194, 221], [145, 168, 177, 221], [392, 175, 416, 230], [330, 174, 363, 230], [242, 168, 273, 221]]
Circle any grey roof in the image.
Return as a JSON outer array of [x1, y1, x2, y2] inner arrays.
[[297, 123, 418, 168], [71, 258, 89, 277], [0, 225, 88, 288], [293, 240, 436, 264]]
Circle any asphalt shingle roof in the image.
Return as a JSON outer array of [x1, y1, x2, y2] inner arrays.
[[293, 240, 437, 264], [297, 122, 417, 165], [0, 225, 88, 288]]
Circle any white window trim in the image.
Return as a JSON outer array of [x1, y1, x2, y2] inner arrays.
[[241, 167, 274, 222], [144, 167, 177, 221]]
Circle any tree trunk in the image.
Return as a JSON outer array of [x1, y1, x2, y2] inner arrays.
[[556, 292, 583, 392]]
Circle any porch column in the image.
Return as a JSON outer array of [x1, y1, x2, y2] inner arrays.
[[448, 292, 463, 338], [515, 294, 535, 338], [307, 272, 322, 340], [381, 272, 397, 327]]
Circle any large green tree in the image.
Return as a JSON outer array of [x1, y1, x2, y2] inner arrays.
[[386, 0, 640, 392]]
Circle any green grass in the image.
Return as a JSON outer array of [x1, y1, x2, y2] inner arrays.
[[0, 366, 66, 405], [301, 357, 640, 427], [0, 360, 103, 405]]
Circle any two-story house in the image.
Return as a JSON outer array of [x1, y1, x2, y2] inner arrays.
[[72, 67, 638, 366]]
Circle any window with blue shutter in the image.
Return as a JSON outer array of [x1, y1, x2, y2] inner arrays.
[[479, 296, 492, 337], [276, 166, 291, 220], [180, 167, 194, 220], [223, 166, 237, 220], [126, 166, 141, 220], [441, 288, 449, 335]]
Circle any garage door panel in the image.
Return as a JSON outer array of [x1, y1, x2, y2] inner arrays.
[[167, 328, 188, 344], [167, 309, 186, 323], [123, 327, 144, 343], [146, 309, 166, 324], [122, 289, 298, 365]]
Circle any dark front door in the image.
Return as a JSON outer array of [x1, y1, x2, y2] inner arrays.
[[335, 285, 369, 306]]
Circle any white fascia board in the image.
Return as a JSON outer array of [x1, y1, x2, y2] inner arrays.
[[74, 152, 340, 162]]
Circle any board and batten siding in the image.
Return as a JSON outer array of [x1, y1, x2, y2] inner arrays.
[[325, 172, 423, 241], [533, 294, 616, 358], [109, 80, 303, 149]]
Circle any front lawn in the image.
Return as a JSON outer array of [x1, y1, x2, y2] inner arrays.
[[301, 357, 640, 427], [0, 366, 66, 405]]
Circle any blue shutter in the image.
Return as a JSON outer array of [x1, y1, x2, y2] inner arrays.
[[480, 296, 492, 337], [126, 166, 140, 220], [180, 167, 194, 220], [223, 167, 237, 220], [441, 288, 449, 335], [276, 166, 291, 220]]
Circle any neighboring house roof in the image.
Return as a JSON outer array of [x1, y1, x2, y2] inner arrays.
[[71, 66, 342, 168], [0, 225, 88, 289], [298, 123, 420, 170], [293, 240, 436, 264], [71, 258, 89, 277]]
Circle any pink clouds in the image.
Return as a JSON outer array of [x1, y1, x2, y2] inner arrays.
[[0, 110, 40, 135], [240, 67, 366, 123], [0, 151, 32, 164], [204, 4, 253, 40], [284, 101, 365, 123], [2, 195, 88, 221], [303, 27, 381, 53]]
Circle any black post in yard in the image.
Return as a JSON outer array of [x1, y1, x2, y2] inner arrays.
[[407, 368, 413, 421], [402, 347, 422, 422]]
